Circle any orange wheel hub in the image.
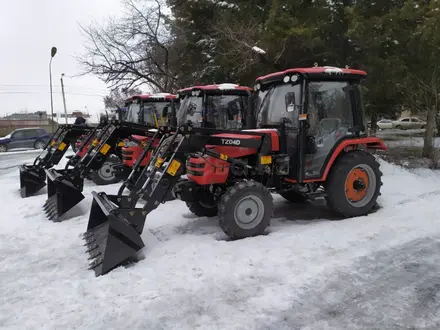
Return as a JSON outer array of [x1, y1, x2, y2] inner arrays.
[[345, 168, 369, 202]]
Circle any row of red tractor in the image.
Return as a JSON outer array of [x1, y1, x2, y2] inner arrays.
[[18, 66, 388, 276]]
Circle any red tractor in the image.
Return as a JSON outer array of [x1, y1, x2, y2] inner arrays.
[[116, 84, 253, 196], [84, 67, 387, 276], [117, 93, 178, 182]]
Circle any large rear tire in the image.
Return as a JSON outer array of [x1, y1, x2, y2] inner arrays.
[[89, 156, 122, 185], [324, 151, 382, 218], [218, 181, 273, 239]]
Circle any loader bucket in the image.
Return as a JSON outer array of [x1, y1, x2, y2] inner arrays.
[[83, 191, 147, 276], [43, 169, 85, 221], [19, 165, 47, 198]]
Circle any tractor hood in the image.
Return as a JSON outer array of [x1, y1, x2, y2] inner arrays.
[[205, 129, 280, 158]]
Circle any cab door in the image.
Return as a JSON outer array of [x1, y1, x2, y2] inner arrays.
[[302, 80, 358, 179]]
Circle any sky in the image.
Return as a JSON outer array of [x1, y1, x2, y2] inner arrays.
[[0, 0, 127, 118]]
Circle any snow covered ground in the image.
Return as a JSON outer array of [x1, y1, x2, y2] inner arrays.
[[1, 154, 440, 329]]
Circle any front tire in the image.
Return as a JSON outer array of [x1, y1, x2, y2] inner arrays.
[[395, 125, 403, 130], [324, 151, 382, 218], [34, 140, 46, 149], [89, 156, 122, 185], [186, 200, 218, 217], [218, 180, 273, 239], [0, 144, 7, 152]]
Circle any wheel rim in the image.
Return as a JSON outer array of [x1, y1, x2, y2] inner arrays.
[[36, 142, 45, 149], [234, 195, 265, 229], [344, 164, 376, 208], [97, 162, 115, 181], [0, 145, 6, 152]]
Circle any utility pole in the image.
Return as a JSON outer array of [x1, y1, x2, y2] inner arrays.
[[60, 73, 68, 124]]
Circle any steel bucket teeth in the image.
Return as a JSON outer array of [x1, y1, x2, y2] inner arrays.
[[88, 257, 103, 270], [83, 236, 96, 245], [86, 244, 99, 253], [43, 195, 61, 222], [88, 250, 102, 260]]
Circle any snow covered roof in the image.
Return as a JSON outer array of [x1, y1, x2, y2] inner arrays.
[[125, 93, 177, 102], [256, 66, 367, 85], [178, 83, 252, 94]]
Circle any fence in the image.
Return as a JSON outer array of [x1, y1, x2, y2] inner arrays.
[[0, 120, 60, 136]]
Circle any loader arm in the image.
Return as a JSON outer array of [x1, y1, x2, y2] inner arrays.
[[42, 120, 160, 222], [19, 124, 95, 198]]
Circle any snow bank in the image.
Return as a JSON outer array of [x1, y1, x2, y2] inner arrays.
[[1, 158, 440, 329]]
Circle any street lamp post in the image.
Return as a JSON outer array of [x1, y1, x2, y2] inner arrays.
[[49, 46, 57, 133], [60, 73, 68, 124]]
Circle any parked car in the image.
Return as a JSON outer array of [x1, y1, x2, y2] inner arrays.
[[377, 119, 393, 130], [391, 117, 426, 130], [0, 127, 51, 152]]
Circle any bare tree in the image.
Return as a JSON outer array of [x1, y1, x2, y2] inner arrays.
[[103, 87, 142, 109], [78, 0, 181, 92]]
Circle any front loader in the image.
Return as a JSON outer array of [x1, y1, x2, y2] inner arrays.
[[115, 93, 179, 186], [19, 123, 95, 198], [42, 110, 165, 222]]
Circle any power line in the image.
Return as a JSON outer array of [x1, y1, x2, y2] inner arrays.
[[0, 91, 105, 97], [0, 84, 108, 92]]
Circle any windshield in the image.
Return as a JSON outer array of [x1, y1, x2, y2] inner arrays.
[[126, 101, 172, 126], [142, 102, 171, 126], [256, 83, 302, 128], [177, 94, 245, 129], [126, 103, 141, 123], [177, 96, 203, 126]]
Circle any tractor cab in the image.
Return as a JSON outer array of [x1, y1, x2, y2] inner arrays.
[[121, 93, 179, 169], [125, 94, 176, 127], [176, 84, 253, 130], [254, 66, 370, 181]]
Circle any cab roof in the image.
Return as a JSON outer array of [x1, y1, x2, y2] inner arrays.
[[178, 83, 253, 95], [255, 66, 367, 86], [125, 93, 177, 102]]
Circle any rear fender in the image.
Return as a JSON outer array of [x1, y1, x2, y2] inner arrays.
[[322, 137, 388, 181]]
